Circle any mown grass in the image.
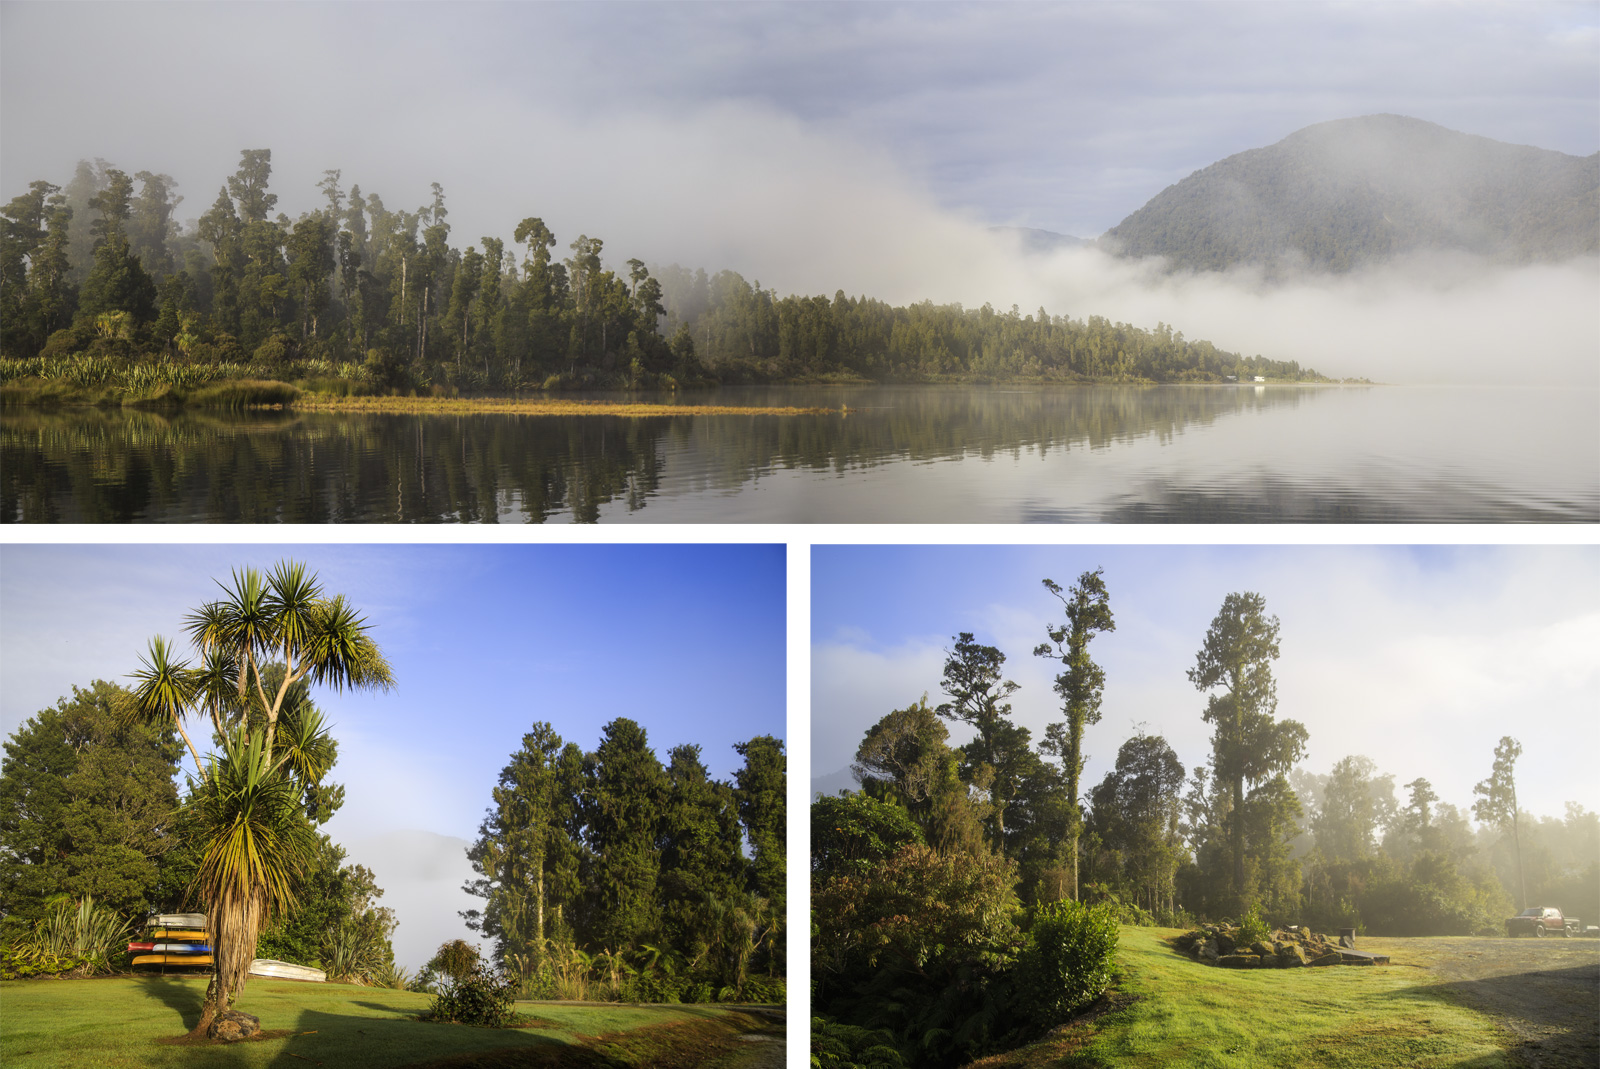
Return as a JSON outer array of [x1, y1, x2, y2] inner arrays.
[[967, 926, 1516, 1069], [287, 395, 837, 416], [0, 974, 774, 1069]]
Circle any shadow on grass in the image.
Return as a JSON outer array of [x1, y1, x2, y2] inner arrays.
[[133, 973, 206, 1030], [263, 1006, 581, 1069], [1384, 965, 1600, 1069]]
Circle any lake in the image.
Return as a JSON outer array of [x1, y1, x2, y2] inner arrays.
[[3, 385, 1595, 523]]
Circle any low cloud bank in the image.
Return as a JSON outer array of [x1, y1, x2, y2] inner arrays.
[[473, 100, 1596, 387], [341, 830, 485, 974]]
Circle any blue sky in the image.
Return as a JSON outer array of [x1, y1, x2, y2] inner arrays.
[[0, 542, 786, 966], [812, 544, 1600, 823]]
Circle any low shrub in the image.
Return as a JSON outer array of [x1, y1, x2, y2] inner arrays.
[[0, 943, 91, 980], [811, 1014, 907, 1069], [736, 975, 787, 1004], [1014, 899, 1119, 1029], [1237, 902, 1271, 946], [428, 963, 518, 1027]]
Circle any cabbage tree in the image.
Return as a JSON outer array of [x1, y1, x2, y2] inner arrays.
[[124, 560, 392, 1034]]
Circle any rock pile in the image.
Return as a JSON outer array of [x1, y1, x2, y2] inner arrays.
[[1173, 923, 1388, 968]]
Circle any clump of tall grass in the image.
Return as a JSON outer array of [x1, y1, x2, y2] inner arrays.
[[181, 379, 300, 409], [6, 895, 134, 978], [319, 917, 388, 984]]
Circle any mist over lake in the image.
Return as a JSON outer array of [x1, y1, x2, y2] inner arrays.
[[5, 384, 1593, 523]]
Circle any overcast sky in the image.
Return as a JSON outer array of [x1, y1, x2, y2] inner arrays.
[[0, 543, 786, 968], [2, 1, 1596, 381], [2, 2, 1594, 243], [813, 544, 1600, 825]]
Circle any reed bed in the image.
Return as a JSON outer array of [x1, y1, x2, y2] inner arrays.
[[288, 395, 838, 417]]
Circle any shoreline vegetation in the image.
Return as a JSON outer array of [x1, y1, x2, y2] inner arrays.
[[0, 365, 1371, 416], [4, 148, 1345, 416]]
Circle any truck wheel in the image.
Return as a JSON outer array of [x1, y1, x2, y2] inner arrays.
[[1561, 928, 1570, 938], [1535, 925, 1546, 938]]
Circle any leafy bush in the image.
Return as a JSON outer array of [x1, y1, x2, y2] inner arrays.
[[1237, 902, 1271, 945], [428, 962, 517, 1027], [738, 975, 787, 1005], [1014, 899, 1119, 1029], [0, 943, 91, 980]]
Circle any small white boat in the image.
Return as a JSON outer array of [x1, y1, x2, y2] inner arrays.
[[249, 958, 326, 982], [152, 913, 208, 929]]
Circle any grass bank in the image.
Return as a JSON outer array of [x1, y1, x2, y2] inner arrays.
[[968, 926, 1521, 1069], [0, 974, 780, 1069], [286, 395, 838, 417]]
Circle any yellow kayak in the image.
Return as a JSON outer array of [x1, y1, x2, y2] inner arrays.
[[149, 928, 207, 940], [133, 953, 213, 966]]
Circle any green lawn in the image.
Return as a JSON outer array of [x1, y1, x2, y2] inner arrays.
[[0, 974, 777, 1068], [969, 926, 1518, 1069]]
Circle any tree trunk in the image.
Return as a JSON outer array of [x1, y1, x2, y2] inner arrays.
[[1513, 812, 1526, 909], [1071, 835, 1079, 902], [1232, 775, 1246, 913]]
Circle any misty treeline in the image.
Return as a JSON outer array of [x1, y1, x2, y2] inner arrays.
[[0, 680, 401, 984], [812, 573, 1599, 1068], [461, 719, 784, 1004], [0, 149, 1322, 391]]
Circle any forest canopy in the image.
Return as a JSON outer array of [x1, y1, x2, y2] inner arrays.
[[1, 149, 1326, 395]]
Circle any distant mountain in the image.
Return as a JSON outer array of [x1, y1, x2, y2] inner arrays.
[[989, 226, 1091, 254], [1102, 115, 1599, 273], [812, 765, 858, 800]]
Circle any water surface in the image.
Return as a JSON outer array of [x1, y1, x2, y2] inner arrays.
[[3, 385, 1594, 522]]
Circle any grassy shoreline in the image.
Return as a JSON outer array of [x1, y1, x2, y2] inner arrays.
[[1, 376, 1366, 415], [287, 395, 840, 416]]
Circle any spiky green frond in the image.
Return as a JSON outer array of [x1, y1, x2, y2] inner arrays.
[[265, 559, 322, 654], [304, 594, 395, 693], [128, 635, 199, 728]]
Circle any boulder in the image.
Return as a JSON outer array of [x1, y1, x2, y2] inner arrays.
[[208, 1010, 261, 1042], [1217, 953, 1258, 968], [1216, 932, 1236, 954], [1278, 944, 1308, 967], [1250, 940, 1275, 957], [1199, 939, 1220, 963], [1309, 950, 1344, 967]]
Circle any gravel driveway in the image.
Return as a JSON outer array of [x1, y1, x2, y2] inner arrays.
[[1362, 935, 1599, 1069]]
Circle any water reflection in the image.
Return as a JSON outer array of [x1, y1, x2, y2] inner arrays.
[[3, 385, 1594, 523]]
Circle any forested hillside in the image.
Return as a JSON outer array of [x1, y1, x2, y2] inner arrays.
[[1, 149, 1323, 395], [1103, 114, 1600, 273]]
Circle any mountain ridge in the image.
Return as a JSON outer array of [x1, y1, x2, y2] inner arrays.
[[1100, 114, 1599, 273]]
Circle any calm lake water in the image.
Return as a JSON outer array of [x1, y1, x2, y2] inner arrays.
[[3, 385, 1595, 523]]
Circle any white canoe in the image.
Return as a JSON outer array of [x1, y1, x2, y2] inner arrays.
[[153, 913, 207, 929], [249, 958, 326, 982]]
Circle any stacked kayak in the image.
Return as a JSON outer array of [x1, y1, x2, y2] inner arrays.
[[249, 958, 326, 982], [130, 913, 213, 967]]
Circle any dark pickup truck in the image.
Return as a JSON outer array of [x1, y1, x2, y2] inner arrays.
[[1505, 906, 1581, 938]]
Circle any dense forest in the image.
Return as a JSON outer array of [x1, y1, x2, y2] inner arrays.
[[0, 149, 1322, 395], [1104, 114, 1600, 274], [0, 679, 401, 986], [812, 572, 1599, 1068], [462, 721, 785, 1002]]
